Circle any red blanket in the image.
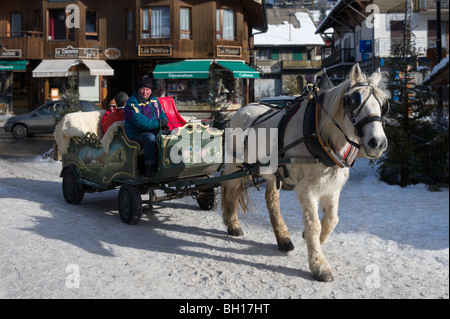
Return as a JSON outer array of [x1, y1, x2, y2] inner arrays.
[[159, 96, 186, 130]]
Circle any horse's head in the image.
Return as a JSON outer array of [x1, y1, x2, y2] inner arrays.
[[341, 64, 389, 159]]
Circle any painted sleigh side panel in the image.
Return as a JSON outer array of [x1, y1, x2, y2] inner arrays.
[[62, 126, 141, 189]]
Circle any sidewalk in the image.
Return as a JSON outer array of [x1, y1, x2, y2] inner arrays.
[[0, 114, 13, 128]]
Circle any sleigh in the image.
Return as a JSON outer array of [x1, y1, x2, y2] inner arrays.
[[55, 97, 224, 224]]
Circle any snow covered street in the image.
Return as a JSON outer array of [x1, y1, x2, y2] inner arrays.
[[0, 154, 448, 299]]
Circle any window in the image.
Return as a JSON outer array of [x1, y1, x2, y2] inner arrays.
[[428, 20, 448, 49], [271, 49, 279, 60], [126, 9, 133, 40], [48, 9, 74, 40], [293, 49, 303, 61], [216, 9, 235, 40], [85, 10, 98, 40], [256, 49, 271, 60], [141, 6, 170, 39], [10, 13, 22, 37], [180, 7, 191, 39]]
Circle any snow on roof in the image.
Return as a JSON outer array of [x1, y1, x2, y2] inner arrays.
[[253, 12, 325, 46], [422, 56, 449, 85]]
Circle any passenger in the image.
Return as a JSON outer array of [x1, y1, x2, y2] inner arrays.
[[124, 78, 169, 178], [101, 98, 117, 132], [102, 91, 128, 133]]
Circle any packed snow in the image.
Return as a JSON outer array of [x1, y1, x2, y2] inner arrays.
[[0, 153, 448, 299]]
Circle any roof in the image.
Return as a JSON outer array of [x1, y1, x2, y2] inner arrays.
[[315, 0, 371, 34], [253, 11, 325, 46], [422, 56, 450, 87]]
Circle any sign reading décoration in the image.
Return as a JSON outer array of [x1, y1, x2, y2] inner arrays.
[[139, 45, 172, 56]]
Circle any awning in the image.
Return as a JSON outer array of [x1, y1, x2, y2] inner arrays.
[[0, 60, 28, 71], [81, 59, 115, 76], [32, 59, 114, 77], [215, 60, 261, 78], [153, 60, 212, 79]]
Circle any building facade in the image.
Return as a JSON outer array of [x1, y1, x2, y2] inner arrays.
[[253, 8, 324, 98], [0, 0, 267, 116], [316, 0, 449, 86]]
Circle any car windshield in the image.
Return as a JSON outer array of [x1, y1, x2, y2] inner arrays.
[[80, 101, 100, 111], [36, 102, 62, 116]]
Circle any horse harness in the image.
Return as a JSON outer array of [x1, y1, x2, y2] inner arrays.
[[239, 82, 387, 189]]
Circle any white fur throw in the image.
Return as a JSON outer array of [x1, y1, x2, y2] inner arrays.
[[100, 120, 125, 154], [54, 110, 105, 157]]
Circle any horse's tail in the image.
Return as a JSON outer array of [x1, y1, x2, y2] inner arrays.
[[221, 177, 255, 214]]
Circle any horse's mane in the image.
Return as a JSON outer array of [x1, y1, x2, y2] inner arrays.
[[319, 74, 388, 140]]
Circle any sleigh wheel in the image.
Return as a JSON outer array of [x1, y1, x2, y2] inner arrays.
[[196, 187, 219, 211], [118, 184, 142, 225], [62, 168, 85, 205]]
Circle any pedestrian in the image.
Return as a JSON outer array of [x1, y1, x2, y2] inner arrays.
[[102, 91, 128, 133], [124, 77, 169, 178]]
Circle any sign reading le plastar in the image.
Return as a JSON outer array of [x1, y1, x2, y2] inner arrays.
[[139, 45, 172, 56], [217, 46, 242, 57]]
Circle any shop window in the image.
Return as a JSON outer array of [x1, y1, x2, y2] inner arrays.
[[48, 9, 75, 40], [86, 10, 98, 40], [126, 8, 133, 40], [180, 7, 191, 39], [10, 13, 22, 37], [142, 6, 170, 39], [216, 9, 235, 40]]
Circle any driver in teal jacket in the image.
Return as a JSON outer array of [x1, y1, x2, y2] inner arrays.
[[124, 78, 169, 177]]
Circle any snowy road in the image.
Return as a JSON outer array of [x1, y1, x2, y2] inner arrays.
[[0, 154, 448, 299]]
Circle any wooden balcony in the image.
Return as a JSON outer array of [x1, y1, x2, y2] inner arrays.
[[281, 60, 322, 70], [0, 31, 44, 60], [322, 49, 355, 69]]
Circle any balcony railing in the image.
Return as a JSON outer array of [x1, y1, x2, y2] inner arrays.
[[0, 31, 43, 38], [374, 37, 430, 58], [322, 49, 355, 68], [281, 60, 322, 69], [0, 31, 44, 60], [416, 0, 449, 11]]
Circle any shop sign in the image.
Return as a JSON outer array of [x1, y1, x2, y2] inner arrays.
[[104, 48, 121, 59], [139, 45, 172, 56], [0, 48, 21, 58], [217, 46, 242, 57], [55, 46, 99, 59]]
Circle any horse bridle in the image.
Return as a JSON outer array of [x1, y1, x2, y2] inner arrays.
[[316, 81, 389, 150], [344, 82, 389, 138]]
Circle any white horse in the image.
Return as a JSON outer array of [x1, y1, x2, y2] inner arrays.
[[221, 64, 389, 281]]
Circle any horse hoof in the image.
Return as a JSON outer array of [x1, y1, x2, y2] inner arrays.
[[227, 227, 243, 236], [313, 271, 334, 282], [278, 239, 295, 252]]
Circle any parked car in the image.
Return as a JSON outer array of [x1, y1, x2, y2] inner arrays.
[[256, 96, 298, 108], [4, 100, 100, 139]]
